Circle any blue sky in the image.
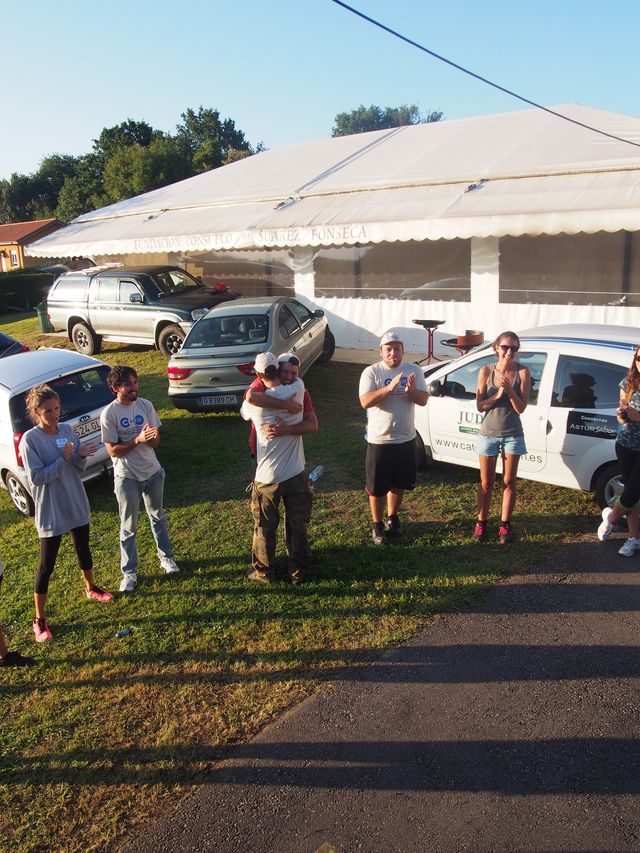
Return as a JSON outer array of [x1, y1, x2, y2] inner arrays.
[[1, 0, 638, 180]]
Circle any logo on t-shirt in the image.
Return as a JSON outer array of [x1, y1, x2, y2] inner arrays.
[[120, 415, 145, 428], [384, 374, 407, 389]]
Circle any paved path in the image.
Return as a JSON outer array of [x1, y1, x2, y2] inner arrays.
[[121, 538, 640, 853]]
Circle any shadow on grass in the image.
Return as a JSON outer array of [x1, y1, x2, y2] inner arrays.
[[2, 728, 640, 795], [4, 638, 640, 696]]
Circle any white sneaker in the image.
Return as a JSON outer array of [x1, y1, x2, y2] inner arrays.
[[119, 574, 137, 593], [597, 507, 615, 542], [160, 557, 180, 574], [618, 537, 640, 557]]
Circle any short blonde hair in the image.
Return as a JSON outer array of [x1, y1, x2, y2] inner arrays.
[[25, 384, 59, 425]]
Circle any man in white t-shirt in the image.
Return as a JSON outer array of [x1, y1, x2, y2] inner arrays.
[[359, 330, 429, 545], [241, 352, 317, 584], [101, 365, 179, 593]]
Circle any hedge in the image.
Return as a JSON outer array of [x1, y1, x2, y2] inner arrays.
[[0, 269, 54, 311]]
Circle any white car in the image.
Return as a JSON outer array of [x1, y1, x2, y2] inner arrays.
[[0, 349, 113, 515], [415, 324, 639, 507]]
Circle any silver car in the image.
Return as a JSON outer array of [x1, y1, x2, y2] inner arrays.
[[167, 296, 335, 412], [0, 349, 113, 515]]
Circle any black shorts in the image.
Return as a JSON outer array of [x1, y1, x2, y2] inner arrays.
[[365, 439, 417, 497]]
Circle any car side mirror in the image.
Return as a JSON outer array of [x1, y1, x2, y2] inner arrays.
[[428, 380, 443, 397], [313, 309, 325, 317], [129, 293, 143, 304]]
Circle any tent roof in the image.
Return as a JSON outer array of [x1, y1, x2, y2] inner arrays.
[[26, 104, 640, 258]]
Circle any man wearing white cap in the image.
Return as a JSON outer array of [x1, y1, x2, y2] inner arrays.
[[359, 330, 428, 544], [244, 352, 316, 460], [241, 352, 316, 583]]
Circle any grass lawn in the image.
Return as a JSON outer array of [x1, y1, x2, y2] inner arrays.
[[0, 313, 598, 852]]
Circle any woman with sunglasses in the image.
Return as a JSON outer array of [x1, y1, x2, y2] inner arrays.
[[597, 346, 640, 555], [474, 331, 531, 544]]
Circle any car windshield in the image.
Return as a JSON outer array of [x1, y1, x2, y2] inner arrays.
[[151, 269, 201, 295], [10, 366, 113, 432], [0, 332, 18, 353], [183, 314, 269, 349]]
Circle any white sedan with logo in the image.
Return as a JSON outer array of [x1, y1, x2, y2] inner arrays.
[[415, 324, 638, 507]]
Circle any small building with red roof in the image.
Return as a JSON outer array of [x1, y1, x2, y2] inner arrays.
[[0, 219, 64, 271]]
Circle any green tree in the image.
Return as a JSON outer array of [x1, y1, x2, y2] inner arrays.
[[102, 137, 193, 204], [55, 154, 104, 222], [332, 103, 443, 136], [0, 172, 41, 222], [31, 154, 80, 219], [93, 119, 162, 166], [175, 106, 254, 173]]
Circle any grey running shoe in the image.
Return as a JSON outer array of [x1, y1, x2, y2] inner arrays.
[[371, 522, 385, 545], [597, 507, 615, 542], [618, 537, 640, 557], [119, 574, 137, 593], [384, 515, 403, 537]]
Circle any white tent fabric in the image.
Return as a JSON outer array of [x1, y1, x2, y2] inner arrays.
[[26, 104, 640, 258]]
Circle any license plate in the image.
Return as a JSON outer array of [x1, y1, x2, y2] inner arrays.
[[200, 394, 237, 406], [74, 418, 100, 438]]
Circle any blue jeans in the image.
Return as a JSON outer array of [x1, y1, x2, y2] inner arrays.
[[475, 433, 527, 457], [114, 468, 173, 576]]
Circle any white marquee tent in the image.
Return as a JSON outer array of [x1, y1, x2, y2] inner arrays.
[[27, 104, 640, 352]]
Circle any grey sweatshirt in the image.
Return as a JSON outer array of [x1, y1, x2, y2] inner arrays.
[[20, 423, 90, 537]]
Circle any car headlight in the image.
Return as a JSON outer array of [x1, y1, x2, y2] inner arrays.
[[191, 308, 207, 322]]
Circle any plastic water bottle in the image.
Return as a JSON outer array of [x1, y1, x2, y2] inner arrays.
[[115, 628, 131, 638], [308, 465, 325, 487]]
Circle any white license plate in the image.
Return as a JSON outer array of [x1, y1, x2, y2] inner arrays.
[[200, 394, 237, 406], [74, 418, 100, 438]]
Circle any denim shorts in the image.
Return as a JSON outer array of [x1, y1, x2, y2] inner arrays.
[[475, 433, 527, 457]]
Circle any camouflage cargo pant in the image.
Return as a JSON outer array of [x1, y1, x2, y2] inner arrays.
[[251, 471, 312, 582]]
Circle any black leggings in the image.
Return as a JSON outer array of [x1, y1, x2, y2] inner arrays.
[[616, 443, 640, 510], [35, 524, 92, 595]]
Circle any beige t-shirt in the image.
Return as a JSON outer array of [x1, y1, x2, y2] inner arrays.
[[241, 380, 305, 484], [359, 361, 427, 444], [100, 397, 162, 481]]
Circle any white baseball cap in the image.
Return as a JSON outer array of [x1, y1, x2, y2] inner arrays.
[[380, 330, 403, 346], [254, 351, 279, 373], [277, 351, 299, 364]]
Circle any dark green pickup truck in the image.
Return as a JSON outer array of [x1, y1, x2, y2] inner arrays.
[[46, 264, 238, 356]]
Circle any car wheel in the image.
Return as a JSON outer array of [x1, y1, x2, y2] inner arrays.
[[594, 462, 623, 509], [158, 324, 185, 356], [415, 432, 432, 471], [5, 472, 34, 517], [317, 329, 336, 363], [71, 323, 101, 356]]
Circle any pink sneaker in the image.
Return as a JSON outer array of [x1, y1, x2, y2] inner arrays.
[[86, 586, 113, 603], [33, 617, 52, 643]]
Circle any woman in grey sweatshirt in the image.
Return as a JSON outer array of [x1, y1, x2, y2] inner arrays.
[[20, 384, 113, 643]]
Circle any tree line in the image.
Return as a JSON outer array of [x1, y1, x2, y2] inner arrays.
[[0, 103, 442, 225]]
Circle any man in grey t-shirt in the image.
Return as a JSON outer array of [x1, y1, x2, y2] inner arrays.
[[359, 330, 428, 544], [101, 365, 179, 593]]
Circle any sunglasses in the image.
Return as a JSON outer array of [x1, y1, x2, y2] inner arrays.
[[499, 344, 519, 352], [280, 356, 300, 366]]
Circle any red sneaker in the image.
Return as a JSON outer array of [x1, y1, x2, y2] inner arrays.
[[86, 586, 113, 603], [33, 617, 52, 643], [498, 522, 515, 544], [472, 522, 488, 543]]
